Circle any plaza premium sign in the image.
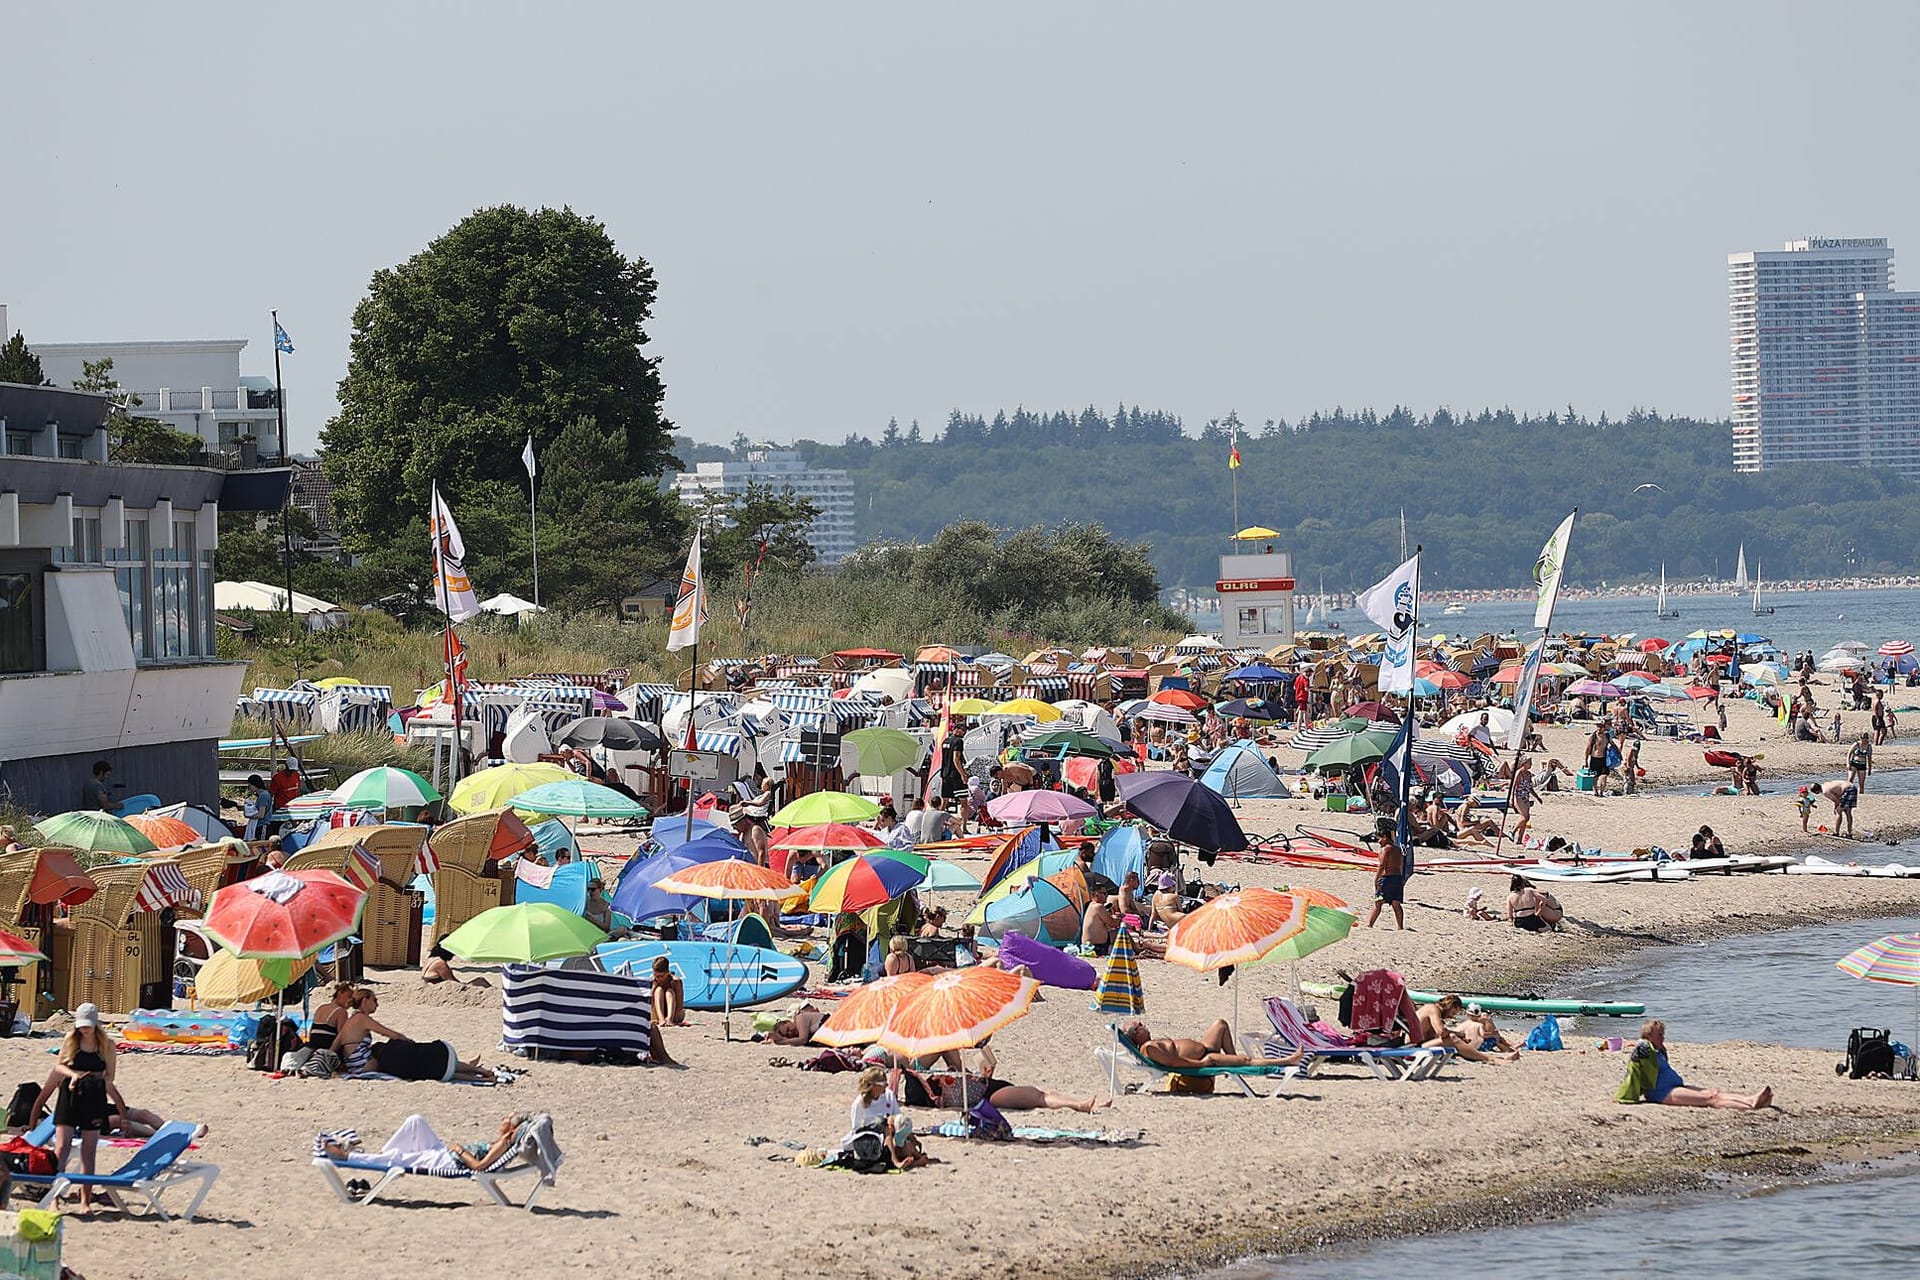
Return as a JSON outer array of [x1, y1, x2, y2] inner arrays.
[[1215, 577, 1295, 593]]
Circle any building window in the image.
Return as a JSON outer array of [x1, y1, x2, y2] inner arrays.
[[0, 562, 42, 674], [57, 437, 83, 460], [217, 421, 251, 449], [4, 432, 31, 456]]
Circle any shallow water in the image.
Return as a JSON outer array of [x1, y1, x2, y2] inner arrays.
[[1202, 914, 1920, 1278], [1213, 1164, 1920, 1279]]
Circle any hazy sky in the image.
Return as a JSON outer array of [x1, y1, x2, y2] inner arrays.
[[12, 2, 1920, 452]]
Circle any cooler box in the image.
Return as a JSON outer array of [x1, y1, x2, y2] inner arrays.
[[1326, 794, 1349, 813], [1575, 769, 1597, 792]]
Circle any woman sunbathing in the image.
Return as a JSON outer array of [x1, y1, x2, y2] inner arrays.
[[898, 1044, 1110, 1114], [334, 992, 495, 1083], [1616, 1020, 1772, 1110], [1415, 998, 1518, 1062], [323, 1112, 528, 1175]]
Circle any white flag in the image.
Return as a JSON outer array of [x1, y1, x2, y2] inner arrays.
[[522, 434, 537, 480], [1531, 510, 1577, 629], [666, 532, 708, 653], [1506, 636, 1547, 752], [1357, 552, 1420, 695], [429, 483, 482, 623]]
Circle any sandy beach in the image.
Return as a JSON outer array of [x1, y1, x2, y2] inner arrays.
[[22, 693, 1920, 1280]]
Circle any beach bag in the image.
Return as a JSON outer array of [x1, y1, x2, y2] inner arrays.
[[965, 1097, 1014, 1140], [831, 1127, 892, 1173], [0, 1139, 54, 1177], [1522, 1016, 1563, 1052], [1843, 1027, 1894, 1079], [4, 1084, 41, 1132], [1605, 745, 1622, 769]]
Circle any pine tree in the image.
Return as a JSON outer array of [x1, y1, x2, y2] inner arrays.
[[0, 331, 47, 385]]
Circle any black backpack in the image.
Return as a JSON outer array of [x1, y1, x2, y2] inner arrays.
[[1840, 1027, 1895, 1079]]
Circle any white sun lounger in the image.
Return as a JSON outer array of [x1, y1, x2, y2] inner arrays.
[[312, 1155, 550, 1210]]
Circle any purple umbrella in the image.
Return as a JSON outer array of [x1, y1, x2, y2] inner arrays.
[[1115, 771, 1249, 852], [987, 790, 1097, 824], [591, 689, 629, 713], [1565, 679, 1625, 698]]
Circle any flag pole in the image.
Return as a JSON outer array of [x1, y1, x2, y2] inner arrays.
[[1399, 547, 1421, 859], [272, 309, 293, 636], [525, 437, 541, 609]]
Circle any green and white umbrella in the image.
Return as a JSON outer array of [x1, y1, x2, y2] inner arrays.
[[843, 727, 924, 777], [35, 811, 157, 855], [511, 778, 649, 820], [332, 766, 441, 809]]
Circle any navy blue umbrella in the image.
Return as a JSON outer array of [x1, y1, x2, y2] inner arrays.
[[1115, 771, 1248, 852], [1216, 697, 1286, 721], [1226, 663, 1289, 682], [609, 836, 753, 922]]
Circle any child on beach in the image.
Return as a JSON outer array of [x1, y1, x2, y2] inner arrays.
[[1796, 786, 1815, 833]]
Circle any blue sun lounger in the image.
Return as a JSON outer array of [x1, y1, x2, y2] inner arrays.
[[1095, 1023, 1303, 1098], [12, 1122, 219, 1220]]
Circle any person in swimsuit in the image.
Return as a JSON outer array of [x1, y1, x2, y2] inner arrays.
[[1417, 995, 1518, 1062], [1366, 819, 1407, 931], [900, 1043, 1110, 1113], [1122, 1019, 1300, 1069], [1618, 1020, 1771, 1110], [1506, 875, 1562, 932], [334, 991, 494, 1081], [322, 1112, 530, 1174], [44, 1005, 127, 1211]]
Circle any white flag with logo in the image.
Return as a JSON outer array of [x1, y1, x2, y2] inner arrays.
[[1357, 552, 1420, 694], [428, 482, 481, 623], [522, 434, 537, 480], [1506, 635, 1548, 752], [666, 532, 708, 653], [1531, 510, 1577, 628]]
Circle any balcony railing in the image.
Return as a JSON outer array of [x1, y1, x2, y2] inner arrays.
[[136, 388, 283, 414]]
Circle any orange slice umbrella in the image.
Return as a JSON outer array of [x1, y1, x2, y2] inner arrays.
[[1279, 885, 1354, 914], [815, 972, 934, 1047], [1166, 888, 1309, 972], [126, 814, 204, 848], [654, 860, 796, 900], [874, 967, 1041, 1059]]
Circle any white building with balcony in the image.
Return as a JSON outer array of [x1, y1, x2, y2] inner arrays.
[[673, 448, 858, 564], [18, 308, 284, 458], [1729, 237, 1920, 476], [0, 380, 288, 813]]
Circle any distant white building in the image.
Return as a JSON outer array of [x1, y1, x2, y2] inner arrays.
[[673, 447, 857, 564], [13, 305, 285, 459], [1729, 238, 1920, 476]]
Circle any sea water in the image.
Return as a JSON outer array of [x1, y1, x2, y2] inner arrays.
[[1250, 585, 1920, 657], [1205, 913, 1920, 1279]]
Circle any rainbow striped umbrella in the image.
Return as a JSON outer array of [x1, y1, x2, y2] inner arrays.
[[1094, 922, 1145, 1015], [808, 851, 928, 912], [1837, 933, 1920, 1053]]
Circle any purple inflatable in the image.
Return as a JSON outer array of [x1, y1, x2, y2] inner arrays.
[[996, 930, 1097, 990]]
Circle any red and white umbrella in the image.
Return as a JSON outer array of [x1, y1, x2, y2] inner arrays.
[[1880, 640, 1914, 658]]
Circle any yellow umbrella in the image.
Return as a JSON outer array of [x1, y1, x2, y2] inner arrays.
[[448, 762, 576, 814], [310, 676, 362, 689], [1233, 526, 1282, 540], [987, 698, 1062, 722], [948, 697, 995, 716], [193, 950, 316, 1007]]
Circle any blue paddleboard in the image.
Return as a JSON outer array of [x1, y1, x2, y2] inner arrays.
[[595, 940, 807, 1010]]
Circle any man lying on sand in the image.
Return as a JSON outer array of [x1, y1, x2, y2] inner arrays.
[[1122, 1019, 1302, 1069]]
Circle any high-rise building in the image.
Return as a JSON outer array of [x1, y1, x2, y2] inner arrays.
[[673, 448, 858, 564], [1729, 237, 1920, 476]]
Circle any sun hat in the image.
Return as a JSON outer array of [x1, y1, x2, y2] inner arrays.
[[1157, 872, 1177, 891], [73, 1003, 100, 1029]]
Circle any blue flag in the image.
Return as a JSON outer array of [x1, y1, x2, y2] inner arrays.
[[274, 320, 294, 354], [1384, 714, 1416, 869]]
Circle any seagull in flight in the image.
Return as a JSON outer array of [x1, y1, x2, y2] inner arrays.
[[1632, 482, 1665, 493]]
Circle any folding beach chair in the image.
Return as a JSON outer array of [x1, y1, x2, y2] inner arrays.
[[313, 1153, 551, 1210], [1246, 996, 1451, 1082], [14, 1122, 219, 1221], [1095, 1024, 1302, 1099]]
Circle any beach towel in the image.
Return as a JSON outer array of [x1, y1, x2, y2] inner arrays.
[[1615, 1039, 1660, 1103], [515, 1112, 563, 1186], [1349, 970, 1416, 1042], [927, 1122, 1144, 1145]]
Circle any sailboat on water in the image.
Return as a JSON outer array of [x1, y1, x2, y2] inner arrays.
[[1732, 544, 1749, 597], [1752, 559, 1775, 616], [1655, 564, 1680, 620]]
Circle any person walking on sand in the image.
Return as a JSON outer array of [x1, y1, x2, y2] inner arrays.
[[1366, 817, 1407, 931], [1848, 732, 1874, 793], [1510, 758, 1537, 847], [1616, 1020, 1772, 1110]]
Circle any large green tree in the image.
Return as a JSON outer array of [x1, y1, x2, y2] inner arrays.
[[0, 331, 48, 385], [322, 205, 680, 607]]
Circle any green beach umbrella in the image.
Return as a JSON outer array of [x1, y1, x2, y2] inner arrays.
[[332, 765, 441, 809], [921, 859, 983, 892], [1305, 732, 1394, 771], [1258, 904, 1357, 963], [35, 811, 157, 855], [843, 727, 925, 777], [1023, 729, 1119, 759], [770, 790, 881, 827], [511, 778, 649, 820], [438, 902, 607, 964]]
